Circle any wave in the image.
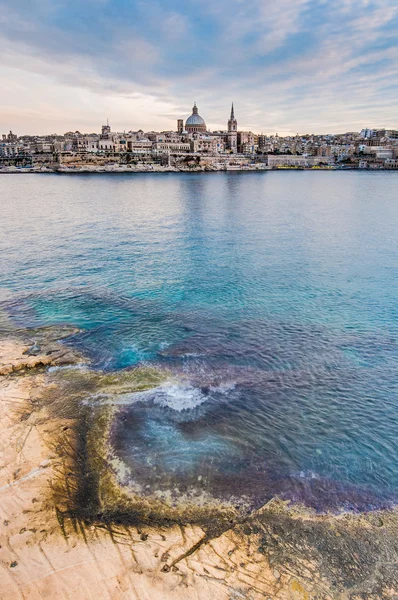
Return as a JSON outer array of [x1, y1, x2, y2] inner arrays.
[[48, 363, 88, 373], [82, 373, 238, 412], [84, 380, 213, 411]]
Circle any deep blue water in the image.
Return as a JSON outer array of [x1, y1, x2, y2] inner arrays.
[[1, 171, 398, 511]]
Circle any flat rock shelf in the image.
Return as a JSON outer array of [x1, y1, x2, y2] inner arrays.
[[1, 327, 398, 600]]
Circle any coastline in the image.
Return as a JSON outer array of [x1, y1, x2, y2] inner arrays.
[[1, 164, 393, 174], [1, 325, 398, 599], [0, 167, 368, 174], [1, 165, 272, 174]]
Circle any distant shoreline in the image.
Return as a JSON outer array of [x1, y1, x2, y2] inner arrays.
[[1, 166, 391, 174]]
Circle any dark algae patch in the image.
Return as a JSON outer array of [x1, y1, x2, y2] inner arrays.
[[45, 360, 239, 536], [241, 502, 398, 598]]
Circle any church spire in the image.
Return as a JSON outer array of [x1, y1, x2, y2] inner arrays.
[[227, 102, 237, 152], [228, 102, 237, 131]]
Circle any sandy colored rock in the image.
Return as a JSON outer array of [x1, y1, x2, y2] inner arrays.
[[1, 337, 398, 599]]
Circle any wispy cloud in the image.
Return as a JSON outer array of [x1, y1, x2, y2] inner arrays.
[[0, 0, 397, 134]]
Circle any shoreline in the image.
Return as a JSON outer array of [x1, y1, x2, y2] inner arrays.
[[1, 166, 272, 174], [1, 324, 398, 598], [1, 166, 390, 174], [1, 163, 395, 174]]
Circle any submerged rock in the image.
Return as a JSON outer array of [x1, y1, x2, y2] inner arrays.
[[23, 340, 41, 356]]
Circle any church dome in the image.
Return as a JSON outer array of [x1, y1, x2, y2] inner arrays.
[[186, 114, 206, 126], [185, 102, 206, 131]]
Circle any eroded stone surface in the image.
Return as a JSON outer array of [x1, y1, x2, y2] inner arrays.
[[1, 335, 398, 599]]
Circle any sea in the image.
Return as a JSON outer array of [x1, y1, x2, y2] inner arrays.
[[1, 171, 398, 512]]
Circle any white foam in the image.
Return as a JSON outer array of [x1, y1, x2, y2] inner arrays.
[[210, 381, 236, 394], [150, 382, 208, 411], [48, 363, 88, 373], [83, 380, 209, 411], [299, 470, 318, 480], [158, 341, 171, 350], [83, 377, 237, 412]]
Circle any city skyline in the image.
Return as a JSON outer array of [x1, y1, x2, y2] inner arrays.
[[1, 0, 398, 135]]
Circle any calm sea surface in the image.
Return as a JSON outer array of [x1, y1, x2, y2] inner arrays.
[[1, 171, 398, 511]]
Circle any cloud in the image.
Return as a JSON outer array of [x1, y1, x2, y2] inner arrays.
[[0, 0, 397, 134]]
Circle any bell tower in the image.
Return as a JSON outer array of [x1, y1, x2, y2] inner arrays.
[[227, 103, 237, 153]]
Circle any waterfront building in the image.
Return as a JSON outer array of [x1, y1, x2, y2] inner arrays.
[[185, 103, 207, 134], [77, 135, 100, 153], [267, 155, 335, 168], [126, 140, 153, 153], [361, 146, 395, 159], [98, 138, 116, 151], [385, 158, 398, 168], [153, 141, 190, 153]]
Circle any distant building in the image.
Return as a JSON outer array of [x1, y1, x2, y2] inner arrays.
[[257, 135, 267, 150], [317, 145, 332, 157], [237, 130, 255, 154], [185, 103, 207, 134], [101, 121, 111, 138], [385, 158, 398, 168], [3, 130, 18, 142], [190, 136, 220, 153], [177, 119, 184, 134], [268, 155, 334, 168], [227, 103, 237, 153], [360, 128, 374, 139]]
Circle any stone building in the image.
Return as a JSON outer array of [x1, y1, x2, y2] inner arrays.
[[190, 136, 220, 153], [267, 155, 334, 168], [153, 142, 190, 153], [2, 131, 18, 142], [185, 103, 207, 134], [101, 121, 111, 138], [237, 130, 255, 154], [227, 103, 237, 153]]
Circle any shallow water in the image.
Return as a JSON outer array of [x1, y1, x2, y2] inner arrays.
[[1, 171, 398, 511]]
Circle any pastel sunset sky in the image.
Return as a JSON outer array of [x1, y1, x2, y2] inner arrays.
[[1, 0, 397, 134]]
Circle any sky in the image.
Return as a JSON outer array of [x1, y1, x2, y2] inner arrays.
[[1, 0, 398, 135]]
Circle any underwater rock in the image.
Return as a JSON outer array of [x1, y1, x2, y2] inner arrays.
[[23, 340, 41, 356]]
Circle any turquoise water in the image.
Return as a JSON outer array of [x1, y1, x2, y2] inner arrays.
[[1, 171, 398, 511]]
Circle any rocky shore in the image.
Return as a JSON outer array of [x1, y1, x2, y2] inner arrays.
[[0, 164, 271, 174], [1, 325, 398, 599]]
